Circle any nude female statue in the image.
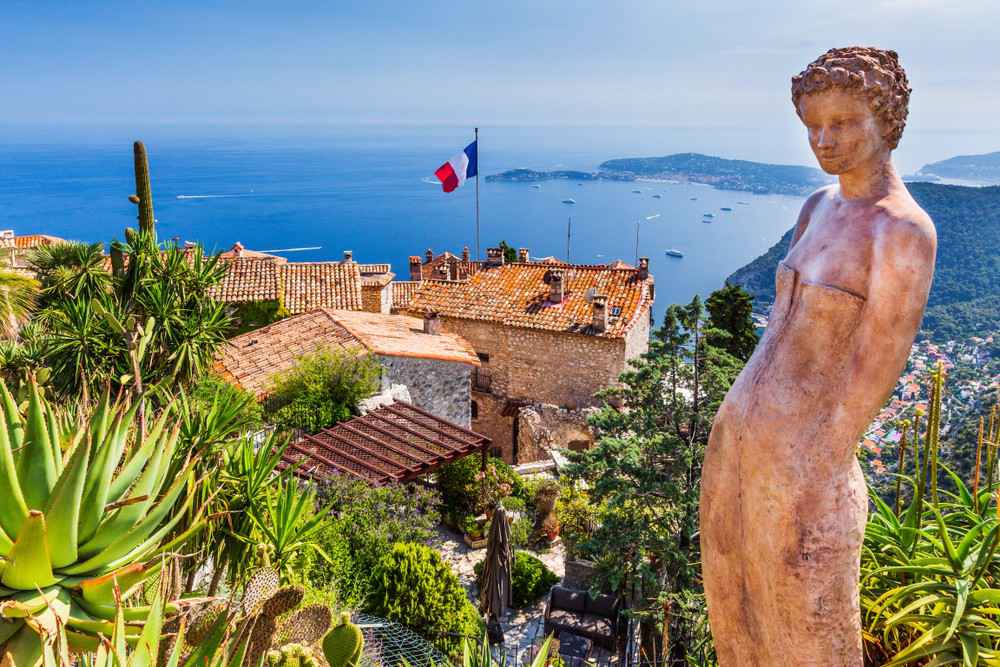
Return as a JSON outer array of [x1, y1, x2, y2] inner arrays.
[[700, 47, 936, 665]]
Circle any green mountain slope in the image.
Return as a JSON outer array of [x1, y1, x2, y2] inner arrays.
[[727, 182, 1000, 341]]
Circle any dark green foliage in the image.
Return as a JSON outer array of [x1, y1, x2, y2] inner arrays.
[[705, 283, 758, 361], [728, 183, 1000, 342], [232, 300, 289, 335], [564, 291, 743, 665], [474, 551, 559, 608], [302, 476, 441, 608], [497, 241, 518, 263], [188, 371, 263, 430], [437, 454, 525, 518], [265, 349, 380, 433], [366, 542, 482, 656]]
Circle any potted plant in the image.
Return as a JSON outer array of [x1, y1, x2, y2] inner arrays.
[[462, 514, 489, 549]]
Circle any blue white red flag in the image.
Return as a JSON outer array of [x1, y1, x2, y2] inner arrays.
[[434, 141, 478, 193]]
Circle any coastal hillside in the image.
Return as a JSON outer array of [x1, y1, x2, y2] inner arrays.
[[488, 152, 832, 196], [598, 152, 832, 196], [918, 150, 1000, 183], [727, 182, 1000, 341]]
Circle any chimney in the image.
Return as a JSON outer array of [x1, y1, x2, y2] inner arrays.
[[462, 246, 470, 262], [485, 247, 505, 267], [548, 269, 565, 304], [342, 249, 354, 263], [592, 294, 608, 333], [231, 241, 245, 258], [638, 256, 650, 280], [517, 247, 529, 263], [423, 311, 442, 335], [409, 255, 423, 281], [425, 248, 434, 264]]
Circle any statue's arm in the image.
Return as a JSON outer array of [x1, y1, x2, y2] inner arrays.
[[843, 213, 936, 454]]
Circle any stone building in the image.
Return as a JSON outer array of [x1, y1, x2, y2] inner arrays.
[[0, 230, 68, 275], [214, 308, 479, 426], [403, 248, 654, 462], [358, 262, 395, 314]]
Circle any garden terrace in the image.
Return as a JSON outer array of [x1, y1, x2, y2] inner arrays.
[[282, 402, 491, 485]]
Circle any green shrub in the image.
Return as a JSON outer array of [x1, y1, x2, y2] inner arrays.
[[190, 371, 263, 428], [556, 486, 599, 560], [265, 349, 380, 433], [366, 542, 482, 656], [474, 551, 559, 608], [438, 455, 525, 516], [510, 516, 532, 549]]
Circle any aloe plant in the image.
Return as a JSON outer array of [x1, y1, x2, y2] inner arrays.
[[861, 363, 1000, 665], [0, 380, 202, 664]]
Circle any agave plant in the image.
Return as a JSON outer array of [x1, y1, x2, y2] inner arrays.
[[0, 380, 203, 665], [861, 364, 1000, 666]]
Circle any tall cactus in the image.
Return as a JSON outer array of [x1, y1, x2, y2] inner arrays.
[[132, 140, 156, 235]]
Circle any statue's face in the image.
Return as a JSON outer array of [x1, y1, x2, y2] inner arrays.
[[798, 88, 887, 175]]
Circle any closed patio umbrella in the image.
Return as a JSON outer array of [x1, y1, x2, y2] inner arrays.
[[479, 503, 513, 644]]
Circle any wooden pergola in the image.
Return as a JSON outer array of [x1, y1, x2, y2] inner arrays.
[[282, 402, 491, 486]]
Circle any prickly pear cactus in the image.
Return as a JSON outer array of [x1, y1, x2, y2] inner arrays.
[[277, 604, 333, 646], [266, 643, 321, 667], [322, 613, 365, 667]]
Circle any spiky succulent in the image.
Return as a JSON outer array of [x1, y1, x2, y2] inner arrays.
[[0, 381, 202, 664]]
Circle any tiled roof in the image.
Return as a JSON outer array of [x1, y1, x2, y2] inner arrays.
[[215, 308, 478, 397], [282, 402, 490, 486], [209, 258, 283, 304], [420, 252, 481, 281], [358, 263, 391, 275], [328, 309, 478, 366], [209, 259, 364, 313], [14, 234, 67, 249], [404, 262, 653, 338], [217, 242, 285, 260], [281, 262, 363, 313], [214, 309, 360, 397], [391, 281, 421, 311]]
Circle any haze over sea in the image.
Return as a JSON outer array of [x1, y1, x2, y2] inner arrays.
[[1, 124, 995, 321]]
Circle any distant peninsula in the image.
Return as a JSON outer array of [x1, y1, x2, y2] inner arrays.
[[486, 152, 833, 196], [916, 150, 1000, 184]]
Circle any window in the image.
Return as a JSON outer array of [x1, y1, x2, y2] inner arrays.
[[471, 400, 479, 419], [477, 352, 490, 363]]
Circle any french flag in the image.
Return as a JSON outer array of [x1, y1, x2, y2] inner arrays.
[[434, 141, 478, 193]]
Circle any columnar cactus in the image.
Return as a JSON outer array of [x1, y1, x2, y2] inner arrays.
[[132, 141, 156, 235]]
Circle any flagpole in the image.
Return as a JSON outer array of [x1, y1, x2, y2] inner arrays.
[[474, 127, 480, 260]]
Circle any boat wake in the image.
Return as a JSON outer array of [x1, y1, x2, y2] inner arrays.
[[176, 194, 257, 200]]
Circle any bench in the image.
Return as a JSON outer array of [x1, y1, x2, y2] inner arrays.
[[543, 585, 620, 651]]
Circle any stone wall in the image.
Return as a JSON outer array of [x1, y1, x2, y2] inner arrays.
[[378, 355, 473, 426], [362, 283, 392, 314], [436, 316, 649, 462], [517, 403, 597, 463]]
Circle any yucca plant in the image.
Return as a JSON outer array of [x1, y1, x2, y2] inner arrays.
[[0, 380, 203, 665], [861, 363, 1000, 666]]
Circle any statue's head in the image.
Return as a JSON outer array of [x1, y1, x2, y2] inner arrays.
[[792, 47, 911, 175]]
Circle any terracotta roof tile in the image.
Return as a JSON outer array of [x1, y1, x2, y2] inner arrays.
[[215, 308, 478, 397], [209, 258, 283, 304], [280, 262, 363, 313], [404, 262, 653, 338], [391, 281, 421, 311], [14, 234, 67, 249]]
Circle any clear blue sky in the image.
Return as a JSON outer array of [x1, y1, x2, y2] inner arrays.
[[3, 1, 998, 133]]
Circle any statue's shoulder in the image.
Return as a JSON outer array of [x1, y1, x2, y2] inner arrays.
[[873, 192, 937, 255], [791, 185, 838, 245]]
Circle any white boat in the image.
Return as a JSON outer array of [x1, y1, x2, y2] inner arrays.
[[531, 184, 542, 189], [632, 189, 642, 194], [689, 197, 698, 201], [561, 198, 576, 205], [652, 194, 662, 199], [720, 207, 733, 212], [702, 218, 713, 223], [665, 249, 684, 258], [703, 213, 715, 219], [737, 201, 750, 205]]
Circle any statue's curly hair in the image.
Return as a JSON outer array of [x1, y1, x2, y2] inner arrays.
[[791, 47, 911, 149]]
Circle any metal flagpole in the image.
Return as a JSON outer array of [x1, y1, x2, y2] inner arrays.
[[475, 127, 480, 260], [566, 217, 572, 262]]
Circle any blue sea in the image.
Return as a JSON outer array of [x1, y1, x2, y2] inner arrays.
[[0, 124, 990, 322]]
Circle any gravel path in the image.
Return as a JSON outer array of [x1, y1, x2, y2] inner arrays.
[[431, 524, 566, 656]]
